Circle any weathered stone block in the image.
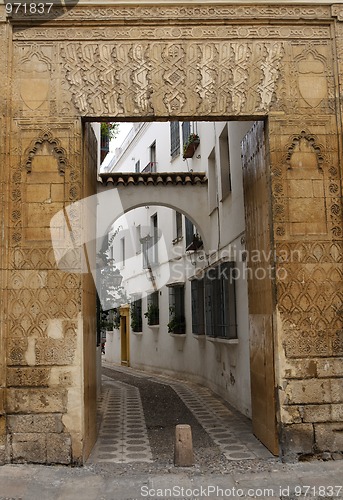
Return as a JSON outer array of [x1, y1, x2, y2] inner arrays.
[[284, 359, 318, 380], [332, 404, 343, 421], [317, 358, 343, 378], [12, 433, 46, 464], [0, 416, 5, 437], [315, 424, 343, 452], [51, 184, 64, 202], [6, 388, 67, 413], [285, 379, 331, 404], [280, 405, 302, 424], [331, 380, 343, 403], [47, 434, 72, 464], [281, 424, 314, 457], [0, 388, 4, 413], [302, 404, 331, 423], [26, 184, 50, 202], [7, 414, 64, 433], [7, 367, 50, 387]]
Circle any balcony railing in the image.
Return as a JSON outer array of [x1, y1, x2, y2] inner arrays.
[[142, 161, 157, 173]]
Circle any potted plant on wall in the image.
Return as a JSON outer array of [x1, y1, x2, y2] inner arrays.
[[183, 133, 200, 159], [167, 307, 186, 334], [144, 303, 159, 326]]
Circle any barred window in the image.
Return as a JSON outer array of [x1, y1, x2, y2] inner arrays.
[[131, 296, 142, 332], [185, 217, 194, 248], [146, 291, 159, 326], [168, 285, 185, 334], [191, 279, 205, 335], [170, 121, 180, 158], [204, 262, 237, 339]]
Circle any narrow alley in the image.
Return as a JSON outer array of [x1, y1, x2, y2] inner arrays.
[[88, 363, 274, 470]]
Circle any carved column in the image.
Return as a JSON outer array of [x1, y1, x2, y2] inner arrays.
[[4, 31, 98, 463], [269, 34, 343, 458], [0, 5, 9, 464]]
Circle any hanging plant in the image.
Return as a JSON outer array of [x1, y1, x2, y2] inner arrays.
[[100, 122, 119, 140], [183, 133, 200, 159]]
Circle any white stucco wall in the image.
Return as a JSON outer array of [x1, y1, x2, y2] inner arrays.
[[103, 120, 254, 418]]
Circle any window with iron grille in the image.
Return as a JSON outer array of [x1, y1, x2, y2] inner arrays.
[[191, 278, 205, 335], [168, 285, 185, 334], [204, 262, 237, 339], [146, 291, 159, 326], [185, 217, 194, 248], [131, 296, 142, 332], [170, 121, 180, 158]]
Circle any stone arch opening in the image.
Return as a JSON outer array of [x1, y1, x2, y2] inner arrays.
[[1, 2, 342, 465]]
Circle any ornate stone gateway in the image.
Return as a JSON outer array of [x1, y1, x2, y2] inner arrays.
[[0, 1, 343, 464]]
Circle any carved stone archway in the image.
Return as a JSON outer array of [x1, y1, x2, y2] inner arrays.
[[0, 2, 343, 464]]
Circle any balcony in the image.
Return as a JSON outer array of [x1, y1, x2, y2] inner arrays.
[[142, 161, 157, 173]]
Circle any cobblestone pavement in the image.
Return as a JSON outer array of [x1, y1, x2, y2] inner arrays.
[[90, 363, 272, 464], [88, 376, 153, 464], [0, 363, 342, 500]]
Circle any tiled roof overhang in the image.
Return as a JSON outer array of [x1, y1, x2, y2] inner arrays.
[[98, 172, 208, 187]]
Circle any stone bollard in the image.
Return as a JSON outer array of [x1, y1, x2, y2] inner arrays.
[[174, 424, 194, 467]]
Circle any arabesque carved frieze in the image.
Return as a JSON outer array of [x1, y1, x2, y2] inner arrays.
[[59, 41, 285, 117]]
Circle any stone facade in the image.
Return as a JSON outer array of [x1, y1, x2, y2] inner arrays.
[[0, 2, 342, 463]]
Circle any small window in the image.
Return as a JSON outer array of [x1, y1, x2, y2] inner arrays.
[[168, 285, 185, 334], [170, 122, 180, 158], [145, 291, 159, 326], [208, 148, 218, 214], [175, 211, 182, 240], [150, 213, 158, 265], [219, 125, 232, 200], [191, 279, 205, 335], [150, 142, 156, 172], [185, 217, 194, 248], [131, 296, 142, 332], [135, 160, 140, 173]]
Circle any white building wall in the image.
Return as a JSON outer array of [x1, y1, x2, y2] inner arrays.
[[103, 120, 254, 418]]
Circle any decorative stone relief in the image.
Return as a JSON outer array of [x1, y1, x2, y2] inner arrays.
[[25, 130, 67, 175], [18, 45, 51, 111], [295, 49, 328, 108], [276, 240, 343, 358], [10, 5, 330, 23], [59, 41, 285, 117], [271, 125, 341, 241], [13, 25, 331, 42]]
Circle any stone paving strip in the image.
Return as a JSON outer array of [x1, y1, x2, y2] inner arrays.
[[88, 376, 153, 464], [169, 381, 272, 461], [102, 362, 272, 462]]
